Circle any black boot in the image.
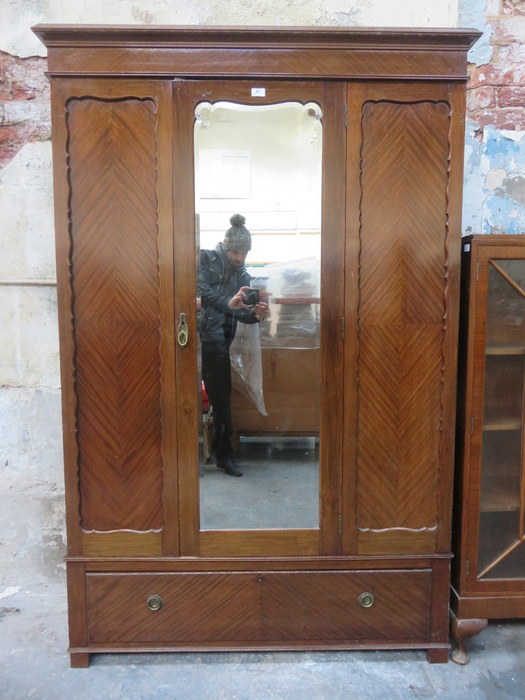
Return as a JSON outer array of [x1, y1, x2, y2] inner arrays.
[[216, 458, 243, 477]]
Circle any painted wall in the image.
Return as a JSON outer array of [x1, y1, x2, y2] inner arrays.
[[462, 0, 525, 236], [0, 0, 523, 615]]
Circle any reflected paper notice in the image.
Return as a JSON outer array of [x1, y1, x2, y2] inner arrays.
[[199, 149, 251, 199]]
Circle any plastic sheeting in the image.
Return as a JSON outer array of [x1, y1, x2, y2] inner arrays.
[[230, 257, 320, 414]]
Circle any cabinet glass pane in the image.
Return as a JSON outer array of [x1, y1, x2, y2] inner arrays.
[[478, 260, 525, 579], [194, 100, 322, 530]]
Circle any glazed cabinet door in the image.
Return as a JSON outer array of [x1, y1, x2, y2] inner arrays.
[[342, 82, 465, 556], [51, 78, 179, 557], [466, 242, 525, 589], [173, 80, 346, 557]]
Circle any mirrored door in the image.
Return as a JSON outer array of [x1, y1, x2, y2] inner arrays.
[[174, 81, 346, 556]]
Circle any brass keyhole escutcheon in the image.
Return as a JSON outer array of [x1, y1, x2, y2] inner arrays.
[[177, 312, 189, 347], [358, 592, 375, 609], [146, 594, 163, 611]]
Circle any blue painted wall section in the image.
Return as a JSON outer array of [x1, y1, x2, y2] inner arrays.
[[460, 0, 525, 236], [464, 125, 525, 235], [460, 0, 493, 66]]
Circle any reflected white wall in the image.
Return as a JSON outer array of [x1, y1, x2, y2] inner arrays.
[[195, 101, 322, 264]]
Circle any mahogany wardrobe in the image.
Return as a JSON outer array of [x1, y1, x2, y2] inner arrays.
[[33, 25, 479, 666]]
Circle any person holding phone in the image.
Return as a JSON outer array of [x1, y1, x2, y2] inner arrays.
[[198, 214, 269, 477]]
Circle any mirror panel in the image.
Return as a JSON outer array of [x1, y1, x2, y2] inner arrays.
[[194, 100, 322, 530]]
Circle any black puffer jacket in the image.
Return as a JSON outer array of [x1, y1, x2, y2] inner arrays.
[[198, 243, 259, 346]]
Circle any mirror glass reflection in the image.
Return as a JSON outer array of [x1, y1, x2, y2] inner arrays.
[[195, 100, 322, 530]]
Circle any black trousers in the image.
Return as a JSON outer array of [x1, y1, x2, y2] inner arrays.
[[201, 341, 233, 463]]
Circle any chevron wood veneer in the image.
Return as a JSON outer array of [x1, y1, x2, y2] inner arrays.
[[66, 97, 163, 532], [356, 100, 450, 552], [86, 570, 431, 643]]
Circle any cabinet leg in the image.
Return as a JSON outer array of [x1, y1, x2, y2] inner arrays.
[[450, 611, 488, 665], [70, 652, 90, 668], [427, 647, 449, 664]]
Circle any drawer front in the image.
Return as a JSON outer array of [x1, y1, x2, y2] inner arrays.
[[86, 569, 432, 644], [87, 571, 259, 643]]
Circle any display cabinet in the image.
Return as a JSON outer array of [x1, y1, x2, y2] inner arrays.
[[33, 24, 479, 667], [452, 234, 525, 664]]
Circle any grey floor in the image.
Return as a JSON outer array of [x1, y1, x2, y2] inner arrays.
[[200, 437, 319, 530], [3, 439, 525, 699]]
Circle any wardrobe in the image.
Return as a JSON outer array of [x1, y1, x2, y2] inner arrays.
[[33, 24, 479, 666]]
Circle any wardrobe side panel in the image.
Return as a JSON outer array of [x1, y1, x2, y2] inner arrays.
[[53, 79, 177, 553], [354, 94, 452, 555], [66, 96, 162, 531]]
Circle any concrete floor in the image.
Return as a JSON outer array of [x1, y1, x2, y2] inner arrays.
[[3, 438, 525, 699]]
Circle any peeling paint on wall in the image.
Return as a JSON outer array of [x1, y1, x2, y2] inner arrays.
[[464, 124, 525, 235], [461, 0, 525, 236], [460, 0, 494, 65], [0, 53, 50, 168], [465, 0, 525, 130]]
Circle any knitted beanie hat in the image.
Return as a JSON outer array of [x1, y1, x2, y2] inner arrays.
[[223, 214, 252, 253]]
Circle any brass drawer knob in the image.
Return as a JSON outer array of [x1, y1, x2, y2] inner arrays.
[[146, 594, 163, 611], [358, 592, 375, 608]]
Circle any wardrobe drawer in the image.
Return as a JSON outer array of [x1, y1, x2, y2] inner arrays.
[[86, 569, 432, 644], [87, 571, 260, 644]]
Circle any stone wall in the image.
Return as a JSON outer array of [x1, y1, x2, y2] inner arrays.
[[0, 54, 50, 168]]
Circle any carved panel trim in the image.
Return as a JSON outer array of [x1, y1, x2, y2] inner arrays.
[[65, 95, 164, 533], [355, 99, 452, 538]]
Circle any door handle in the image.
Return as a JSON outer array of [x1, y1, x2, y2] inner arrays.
[[177, 312, 189, 347]]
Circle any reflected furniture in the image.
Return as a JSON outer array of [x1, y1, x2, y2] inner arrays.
[[34, 25, 479, 667], [232, 348, 320, 441], [452, 235, 525, 664]]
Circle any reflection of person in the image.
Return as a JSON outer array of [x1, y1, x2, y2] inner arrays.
[[199, 214, 269, 477]]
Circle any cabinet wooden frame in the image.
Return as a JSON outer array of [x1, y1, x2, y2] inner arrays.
[[34, 24, 479, 666], [452, 234, 525, 663]]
